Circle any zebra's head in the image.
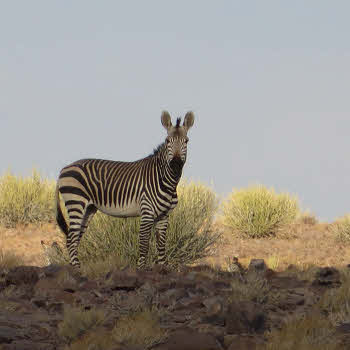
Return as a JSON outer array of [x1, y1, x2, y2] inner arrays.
[[161, 111, 194, 173]]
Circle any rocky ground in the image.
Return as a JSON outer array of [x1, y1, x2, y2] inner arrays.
[[0, 258, 348, 350]]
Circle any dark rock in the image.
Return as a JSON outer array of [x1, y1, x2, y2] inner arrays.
[[202, 296, 224, 315], [152, 329, 223, 350], [225, 301, 266, 334], [202, 313, 226, 327], [0, 326, 25, 343], [1, 341, 55, 350], [248, 259, 267, 273], [6, 266, 40, 286], [337, 322, 350, 333], [40, 264, 63, 278], [31, 298, 47, 308], [312, 267, 341, 287], [109, 270, 142, 291]]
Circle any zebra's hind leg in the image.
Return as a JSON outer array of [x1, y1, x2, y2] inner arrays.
[[154, 215, 169, 265], [137, 214, 154, 269], [79, 204, 97, 243], [66, 203, 96, 268]]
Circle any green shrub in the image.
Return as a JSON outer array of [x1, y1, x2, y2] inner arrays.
[[222, 185, 300, 238], [76, 180, 220, 268], [0, 171, 55, 227], [330, 215, 350, 243]]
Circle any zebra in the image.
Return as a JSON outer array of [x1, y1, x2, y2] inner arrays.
[[55, 111, 194, 269]]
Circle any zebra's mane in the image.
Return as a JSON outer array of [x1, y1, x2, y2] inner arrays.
[[175, 117, 181, 128], [148, 142, 165, 158]]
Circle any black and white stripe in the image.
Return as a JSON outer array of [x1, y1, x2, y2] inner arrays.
[[56, 111, 194, 268]]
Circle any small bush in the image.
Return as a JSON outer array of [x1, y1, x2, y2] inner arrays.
[[112, 307, 167, 348], [58, 306, 107, 343], [330, 215, 350, 243], [76, 180, 220, 268], [0, 171, 55, 227], [222, 185, 300, 238]]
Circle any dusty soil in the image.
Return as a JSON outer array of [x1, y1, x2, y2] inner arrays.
[[2, 221, 350, 271]]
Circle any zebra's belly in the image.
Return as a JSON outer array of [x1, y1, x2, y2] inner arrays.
[[97, 202, 141, 218]]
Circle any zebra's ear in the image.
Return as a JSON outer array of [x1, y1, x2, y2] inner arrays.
[[183, 111, 194, 131], [161, 111, 172, 130]]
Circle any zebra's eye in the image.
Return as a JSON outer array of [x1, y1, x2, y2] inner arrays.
[[185, 138, 189, 144], [165, 138, 170, 144]]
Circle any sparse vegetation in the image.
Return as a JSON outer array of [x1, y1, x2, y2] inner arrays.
[[74, 180, 220, 268], [0, 171, 55, 228], [58, 306, 107, 343], [262, 313, 343, 350], [222, 185, 300, 238], [230, 271, 270, 304]]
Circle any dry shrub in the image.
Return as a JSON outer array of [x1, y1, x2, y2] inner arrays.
[[330, 215, 350, 243], [74, 180, 219, 268], [58, 306, 107, 343], [222, 185, 300, 238], [0, 171, 55, 227], [262, 313, 342, 350], [112, 307, 167, 348], [0, 249, 24, 270], [66, 307, 166, 350]]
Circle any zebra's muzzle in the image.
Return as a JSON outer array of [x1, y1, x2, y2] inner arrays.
[[169, 156, 184, 174]]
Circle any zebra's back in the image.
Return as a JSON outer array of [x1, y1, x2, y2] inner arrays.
[[58, 158, 147, 218]]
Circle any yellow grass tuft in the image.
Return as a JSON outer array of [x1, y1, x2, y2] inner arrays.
[[330, 214, 350, 243], [112, 307, 167, 347], [222, 185, 300, 238], [0, 171, 55, 228]]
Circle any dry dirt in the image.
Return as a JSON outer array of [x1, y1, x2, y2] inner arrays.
[[2, 221, 350, 271]]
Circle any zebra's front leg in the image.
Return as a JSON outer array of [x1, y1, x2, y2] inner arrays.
[[154, 215, 169, 265], [137, 214, 154, 269]]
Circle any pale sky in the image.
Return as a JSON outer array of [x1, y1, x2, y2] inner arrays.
[[1, 2, 350, 221]]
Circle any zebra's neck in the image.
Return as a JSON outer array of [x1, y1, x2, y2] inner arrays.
[[156, 143, 182, 191]]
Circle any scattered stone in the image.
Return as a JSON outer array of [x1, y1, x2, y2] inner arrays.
[[248, 259, 267, 273], [109, 270, 142, 291], [226, 301, 266, 334], [312, 267, 341, 287], [202, 296, 224, 315], [0, 326, 25, 343], [6, 266, 40, 286]]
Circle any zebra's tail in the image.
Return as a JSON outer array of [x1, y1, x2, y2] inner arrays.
[[55, 184, 68, 235]]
